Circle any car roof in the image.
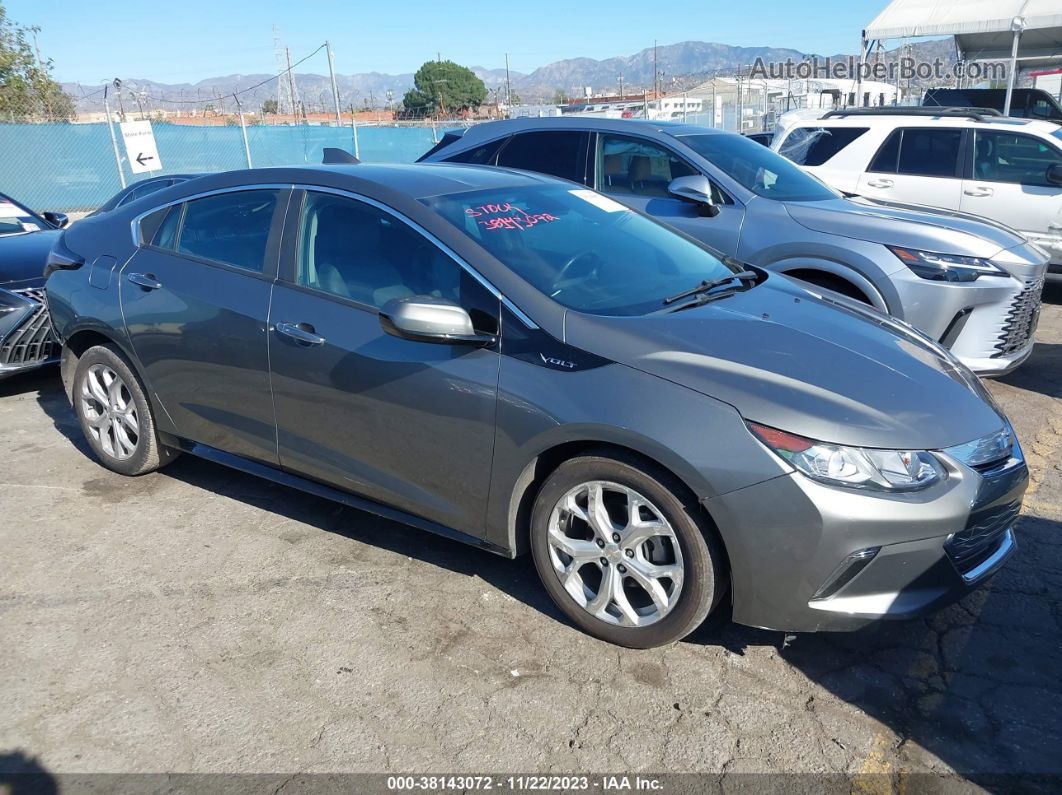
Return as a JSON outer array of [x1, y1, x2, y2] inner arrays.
[[450, 116, 729, 144], [791, 112, 1060, 136]]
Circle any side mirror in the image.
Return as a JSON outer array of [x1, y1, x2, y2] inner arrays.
[[379, 297, 496, 346], [667, 175, 720, 217], [1046, 163, 1062, 187], [42, 211, 69, 229]]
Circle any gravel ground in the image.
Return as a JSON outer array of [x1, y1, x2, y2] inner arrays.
[[1, 284, 1060, 789]]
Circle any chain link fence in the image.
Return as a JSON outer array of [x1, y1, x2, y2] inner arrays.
[[0, 45, 449, 215]]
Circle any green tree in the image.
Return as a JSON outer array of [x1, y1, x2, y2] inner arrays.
[[261, 98, 278, 114], [552, 88, 568, 105], [402, 59, 486, 116], [0, 2, 74, 121]]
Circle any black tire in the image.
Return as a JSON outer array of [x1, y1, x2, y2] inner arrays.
[[530, 451, 728, 648], [71, 344, 179, 476]]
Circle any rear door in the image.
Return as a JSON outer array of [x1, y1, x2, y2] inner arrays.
[[592, 131, 744, 255], [267, 189, 501, 533], [856, 127, 964, 210], [961, 129, 1062, 262], [120, 187, 288, 464]]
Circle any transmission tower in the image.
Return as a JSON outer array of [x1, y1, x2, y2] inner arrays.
[[273, 26, 299, 116]]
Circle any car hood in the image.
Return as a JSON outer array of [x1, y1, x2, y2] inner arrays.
[[0, 229, 59, 288], [783, 196, 1026, 259], [564, 278, 1004, 451]]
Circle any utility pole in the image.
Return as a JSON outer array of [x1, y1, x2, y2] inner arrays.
[[326, 40, 343, 128], [285, 47, 300, 123], [654, 40, 659, 101], [505, 53, 512, 111], [619, 74, 624, 100]]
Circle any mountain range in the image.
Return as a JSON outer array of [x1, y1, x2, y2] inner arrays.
[[63, 39, 956, 114]]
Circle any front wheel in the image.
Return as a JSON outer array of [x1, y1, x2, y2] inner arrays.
[[72, 344, 179, 476], [530, 452, 727, 648]]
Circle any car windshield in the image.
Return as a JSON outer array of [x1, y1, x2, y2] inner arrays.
[[421, 185, 740, 316], [676, 133, 840, 202], [0, 195, 43, 236]]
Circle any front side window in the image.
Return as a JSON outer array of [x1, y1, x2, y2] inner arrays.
[[677, 133, 839, 202], [446, 137, 507, 165], [421, 185, 740, 316], [596, 133, 698, 197], [0, 194, 43, 236], [973, 131, 1062, 187], [495, 131, 587, 182], [296, 192, 496, 325], [119, 179, 173, 207], [871, 128, 962, 178], [778, 127, 869, 166], [177, 190, 280, 272]]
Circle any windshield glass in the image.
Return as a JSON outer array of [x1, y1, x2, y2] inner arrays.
[[421, 186, 739, 316], [676, 133, 840, 202], [0, 195, 43, 236]]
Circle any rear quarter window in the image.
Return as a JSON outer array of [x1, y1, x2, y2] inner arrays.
[[779, 127, 869, 166]]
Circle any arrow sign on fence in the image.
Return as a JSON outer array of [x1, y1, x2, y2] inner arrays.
[[119, 120, 162, 174]]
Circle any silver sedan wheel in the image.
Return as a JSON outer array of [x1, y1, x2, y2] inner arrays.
[[80, 363, 140, 461], [546, 480, 684, 627]]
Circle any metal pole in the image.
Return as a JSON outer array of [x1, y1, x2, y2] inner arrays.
[[683, 91, 688, 122], [350, 104, 360, 159], [856, 31, 867, 107], [234, 94, 252, 168], [103, 86, 126, 189], [1003, 19, 1024, 116], [326, 41, 343, 128], [504, 53, 512, 114]]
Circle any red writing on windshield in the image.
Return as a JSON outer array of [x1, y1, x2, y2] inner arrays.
[[465, 202, 559, 231]]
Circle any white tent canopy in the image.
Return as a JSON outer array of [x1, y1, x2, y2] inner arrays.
[[865, 0, 1062, 62], [860, 0, 1062, 111]]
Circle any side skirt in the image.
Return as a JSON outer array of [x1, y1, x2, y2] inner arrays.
[[180, 441, 512, 558]]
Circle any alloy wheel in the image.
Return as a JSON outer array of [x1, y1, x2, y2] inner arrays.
[[546, 480, 684, 627], [80, 363, 140, 460]]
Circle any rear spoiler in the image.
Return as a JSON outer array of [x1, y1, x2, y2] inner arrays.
[[322, 148, 360, 164], [416, 130, 465, 162]]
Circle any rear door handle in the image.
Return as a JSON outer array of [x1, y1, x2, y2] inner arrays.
[[275, 321, 326, 346], [866, 178, 894, 188], [127, 272, 162, 290], [963, 187, 994, 197]]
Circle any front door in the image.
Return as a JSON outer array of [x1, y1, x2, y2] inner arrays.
[[268, 190, 501, 534], [961, 129, 1062, 264], [592, 132, 744, 255], [120, 188, 288, 464]]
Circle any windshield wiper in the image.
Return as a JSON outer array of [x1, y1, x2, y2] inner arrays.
[[662, 270, 757, 305]]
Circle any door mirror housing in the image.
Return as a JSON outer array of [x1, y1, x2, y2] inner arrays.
[[1046, 163, 1062, 187], [379, 297, 496, 346], [42, 211, 69, 229], [667, 175, 720, 217]]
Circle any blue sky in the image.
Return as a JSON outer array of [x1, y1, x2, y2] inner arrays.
[[9, 0, 892, 84]]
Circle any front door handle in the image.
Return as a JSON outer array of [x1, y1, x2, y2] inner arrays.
[[127, 272, 162, 290], [866, 178, 894, 188], [275, 321, 326, 346], [963, 186, 994, 197]]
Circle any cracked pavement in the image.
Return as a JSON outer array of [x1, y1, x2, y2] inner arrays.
[[0, 285, 1059, 784]]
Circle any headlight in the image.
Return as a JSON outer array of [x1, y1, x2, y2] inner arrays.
[[888, 246, 1006, 282], [748, 421, 945, 492]]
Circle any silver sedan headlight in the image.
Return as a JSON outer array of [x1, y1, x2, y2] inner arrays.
[[888, 246, 1007, 283]]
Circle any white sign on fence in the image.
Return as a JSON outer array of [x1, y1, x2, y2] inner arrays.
[[119, 120, 162, 174]]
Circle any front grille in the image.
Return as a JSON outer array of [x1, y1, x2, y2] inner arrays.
[[0, 287, 57, 366], [945, 500, 1020, 573], [992, 276, 1043, 357]]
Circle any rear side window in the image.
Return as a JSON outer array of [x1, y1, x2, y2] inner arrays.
[[495, 131, 587, 182], [870, 128, 961, 177], [779, 127, 868, 166], [177, 190, 280, 272], [118, 179, 173, 207], [446, 137, 507, 165]]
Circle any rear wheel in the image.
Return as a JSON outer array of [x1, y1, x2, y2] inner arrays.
[[72, 345, 178, 476], [530, 452, 727, 648]]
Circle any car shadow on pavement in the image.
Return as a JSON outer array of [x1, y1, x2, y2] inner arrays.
[[998, 341, 1062, 400], [0, 750, 58, 794]]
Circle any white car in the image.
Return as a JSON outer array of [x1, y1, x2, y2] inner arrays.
[[773, 108, 1062, 281]]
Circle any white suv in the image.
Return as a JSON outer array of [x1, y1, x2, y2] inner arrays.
[[773, 108, 1062, 281]]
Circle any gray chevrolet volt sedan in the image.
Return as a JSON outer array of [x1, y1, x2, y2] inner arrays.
[[420, 118, 1049, 376], [44, 164, 1027, 648]]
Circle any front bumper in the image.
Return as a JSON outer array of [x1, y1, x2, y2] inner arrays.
[[705, 451, 1027, 633], [0, 285, 58, 379]]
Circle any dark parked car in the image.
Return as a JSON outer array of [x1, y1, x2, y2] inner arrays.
[[923, 88, 1062, 121], [0, 192, 68, 378], [87, 174, 203, 217], [45, 164, 1026, 647]]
